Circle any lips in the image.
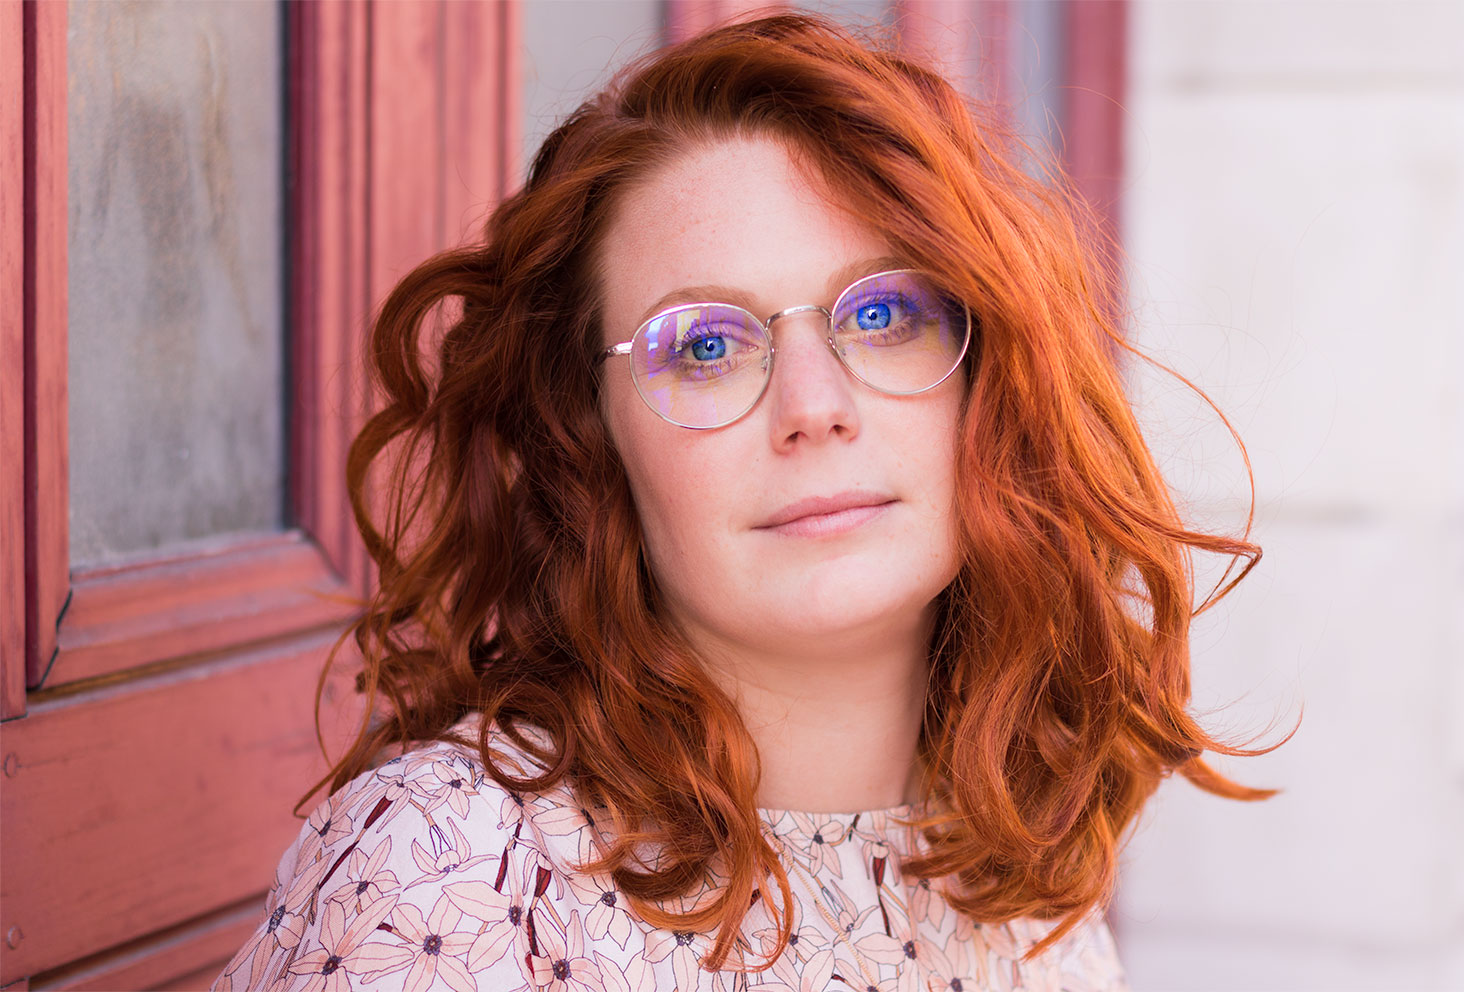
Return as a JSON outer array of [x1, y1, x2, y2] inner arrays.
[[756, 490, 896, 532]]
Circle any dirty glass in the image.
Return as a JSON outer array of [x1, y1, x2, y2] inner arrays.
[[67, 0, 285, 566]]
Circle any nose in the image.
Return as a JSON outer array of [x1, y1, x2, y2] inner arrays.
[[763, 309, 860, 451]]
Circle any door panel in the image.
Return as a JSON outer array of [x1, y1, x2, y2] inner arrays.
[[1, 2, 520, 987], [0, 634, 360, 980]]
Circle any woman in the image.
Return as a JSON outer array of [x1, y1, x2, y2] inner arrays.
[[218, 13, 1277, 992]]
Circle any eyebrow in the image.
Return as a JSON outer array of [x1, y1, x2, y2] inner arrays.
[[631, 255, 910, 328]]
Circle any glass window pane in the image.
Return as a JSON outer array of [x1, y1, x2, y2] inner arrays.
[[67, 0, 285, 567]]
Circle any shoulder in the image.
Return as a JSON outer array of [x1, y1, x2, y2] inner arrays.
[[214, 720, 617, 992]]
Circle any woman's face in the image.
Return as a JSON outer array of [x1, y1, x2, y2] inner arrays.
[[598, 136, 964, 661]]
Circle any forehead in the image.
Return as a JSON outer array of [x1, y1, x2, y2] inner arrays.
[[597, 136, 890, 341]]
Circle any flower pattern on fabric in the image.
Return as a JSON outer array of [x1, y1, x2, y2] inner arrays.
[[215, 723, 1129, 992]]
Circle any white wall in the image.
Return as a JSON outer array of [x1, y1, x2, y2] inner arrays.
[[1117, 2, 1464, 989]]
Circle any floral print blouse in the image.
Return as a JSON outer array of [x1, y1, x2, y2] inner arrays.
[[215, 721, 1128, 992]]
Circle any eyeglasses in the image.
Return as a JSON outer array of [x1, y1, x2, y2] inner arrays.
[[599, 269, 971, 429]]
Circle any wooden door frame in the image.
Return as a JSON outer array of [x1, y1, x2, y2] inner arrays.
[[1, 0, 36, 726], [11, 3, 366, 709], [0, 0, 519, 986]]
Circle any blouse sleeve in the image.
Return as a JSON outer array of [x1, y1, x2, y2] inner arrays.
[[212, 744, 543, 992]]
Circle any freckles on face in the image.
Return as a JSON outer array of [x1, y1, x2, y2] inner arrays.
[[596, 136, 965, 654]]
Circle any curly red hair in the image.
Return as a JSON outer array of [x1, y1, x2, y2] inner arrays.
[[319, 12, 1283, 972]]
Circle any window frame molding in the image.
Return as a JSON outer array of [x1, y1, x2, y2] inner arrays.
[[11, 2, 367, 706]]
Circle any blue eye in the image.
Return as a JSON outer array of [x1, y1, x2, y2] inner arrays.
[[856, 302, 891, 330], [640, 306, 765, 381], [689, 336, 727, 361]]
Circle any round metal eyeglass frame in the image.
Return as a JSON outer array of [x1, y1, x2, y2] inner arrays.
[[598, 268, 972, 430]]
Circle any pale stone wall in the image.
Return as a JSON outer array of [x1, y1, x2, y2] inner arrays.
[[1117, 2, 1464, 988]]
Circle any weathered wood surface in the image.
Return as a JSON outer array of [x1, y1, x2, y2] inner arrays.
[[290, 0, 372, 597], [30, 899, 262, 991], [369, 1, 453, 299], [1, 1, 523, 986], [442, 0, 520, 235], [21, 0, 68, 692], [0, 632, 364, 983], [2, 0, 26, 720], [44, 533, 357, 690]]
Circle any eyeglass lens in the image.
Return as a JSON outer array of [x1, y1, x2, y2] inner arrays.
[[628, 270, 968, 429]]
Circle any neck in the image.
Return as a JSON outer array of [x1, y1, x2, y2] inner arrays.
[[690, 614, 933, 814]]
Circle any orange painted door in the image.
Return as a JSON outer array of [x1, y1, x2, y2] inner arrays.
[[0, 3, 519, 988]]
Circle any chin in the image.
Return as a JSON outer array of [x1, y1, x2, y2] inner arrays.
[[766, 562, 947, 639]]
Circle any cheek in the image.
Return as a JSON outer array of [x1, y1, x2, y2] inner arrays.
[[904, 384, 965, 559], [603, 397, 729, 588], [625, 456, 739, 621], [902, 378, 963, 474]]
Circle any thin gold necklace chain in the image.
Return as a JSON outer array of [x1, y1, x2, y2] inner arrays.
[[764, 826, 900, 992]]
